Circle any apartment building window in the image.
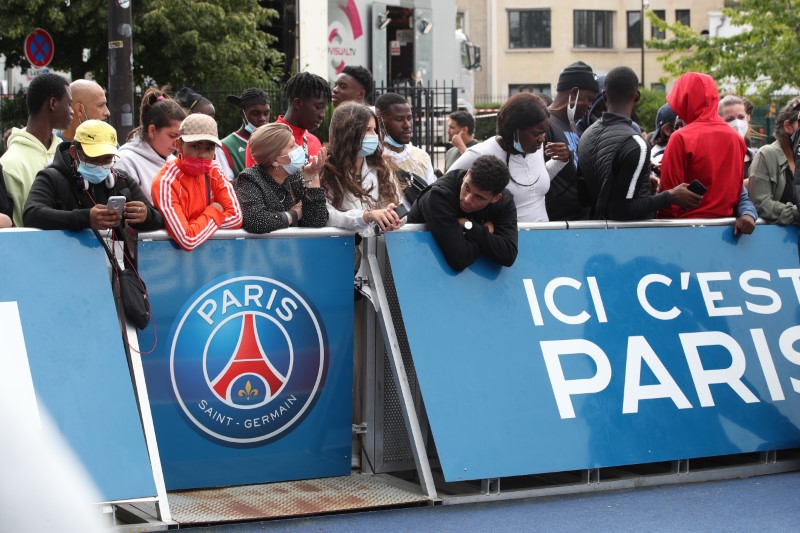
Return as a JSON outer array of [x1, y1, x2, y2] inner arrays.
[[676, 9, 690, 27], [509, 84, 552, 97], [651, 10, 666, 39], [508, 10, 551, 49], [627, 11, 642, 49], [574, 10, 613, 49]]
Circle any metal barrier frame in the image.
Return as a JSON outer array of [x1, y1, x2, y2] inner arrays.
[[362, 218, 800, 503]]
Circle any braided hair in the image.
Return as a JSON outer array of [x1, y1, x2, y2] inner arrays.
[[284, 72, 332, 103]]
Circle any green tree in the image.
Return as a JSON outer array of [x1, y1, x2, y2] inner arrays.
[[0, 0, 282, 87], [647, 1, 800, 96]]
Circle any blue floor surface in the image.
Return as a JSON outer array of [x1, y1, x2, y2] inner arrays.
[[187, 472, 800, 532]]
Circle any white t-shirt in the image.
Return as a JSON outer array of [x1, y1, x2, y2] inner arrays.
[[325, 162, 401, 232], [383, 143, 436, 210], [449, 137, 565, 222]]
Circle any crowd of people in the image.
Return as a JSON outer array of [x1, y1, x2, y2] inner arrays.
[[1, 62, 799, 272]]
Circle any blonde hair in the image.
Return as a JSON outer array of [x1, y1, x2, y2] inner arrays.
[[249, 123, 293, 166]]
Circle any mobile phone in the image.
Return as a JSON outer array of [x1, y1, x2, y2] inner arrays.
[[687, 180, 707, 196], [106, 196, 126, 214], [394, 204, 409, 219]]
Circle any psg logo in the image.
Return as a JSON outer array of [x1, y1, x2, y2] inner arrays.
[[169, 275, 327, 444]]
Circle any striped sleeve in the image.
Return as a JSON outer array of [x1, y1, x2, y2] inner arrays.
[[210, 166, 243, 230], [153, 162, 224, 252]]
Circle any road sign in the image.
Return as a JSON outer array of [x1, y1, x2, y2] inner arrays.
[[24, 29, 54, 68]]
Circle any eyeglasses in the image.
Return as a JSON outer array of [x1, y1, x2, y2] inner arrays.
[[78, 152, 117, 170]]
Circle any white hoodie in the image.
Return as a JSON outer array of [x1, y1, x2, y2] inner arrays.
[[114, 134, 173, 202]]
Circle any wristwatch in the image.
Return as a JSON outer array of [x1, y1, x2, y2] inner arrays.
[[464, 220, 473, 231]]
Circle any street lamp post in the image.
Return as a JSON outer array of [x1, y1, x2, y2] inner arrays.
[[641, 0, 650, 88]]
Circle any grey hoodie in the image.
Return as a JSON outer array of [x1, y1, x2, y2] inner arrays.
[[113, 134, 173, 202]]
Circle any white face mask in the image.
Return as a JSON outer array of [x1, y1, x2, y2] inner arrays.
[[729, 118, 748, 138], [567, 89, 580, 131]]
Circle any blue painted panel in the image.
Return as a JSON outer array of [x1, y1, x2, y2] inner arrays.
[[137, 237, 354, 490], [386, 226, 800, 481], [0, 230, 156, 501]]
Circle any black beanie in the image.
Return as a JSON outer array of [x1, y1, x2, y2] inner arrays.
[[556, 61, 600, 93]]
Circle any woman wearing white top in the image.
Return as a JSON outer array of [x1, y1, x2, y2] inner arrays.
[[322, 102, 402, 233], [449, 93, 569, 222], [114, 87, 186, 201]]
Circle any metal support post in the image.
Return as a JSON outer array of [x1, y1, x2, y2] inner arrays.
[[365, 236, 437, 500]]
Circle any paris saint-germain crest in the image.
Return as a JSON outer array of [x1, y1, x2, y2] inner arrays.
[[169, 275, 327, 445]]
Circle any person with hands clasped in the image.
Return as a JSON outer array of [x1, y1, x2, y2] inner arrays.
[[234, 122, 328, 233], [151, 114, 242, 251], [408, 155, 518, 271], [322, 102, 402, 233], [23, 120, 163, 232]]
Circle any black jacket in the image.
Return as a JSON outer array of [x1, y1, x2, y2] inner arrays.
[[408, 169, 518, 271], [23, 141, 163, 231], [578, 112, 670, 220]]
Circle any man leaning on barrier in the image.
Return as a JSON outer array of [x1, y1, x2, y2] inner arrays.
[[408, 155, 518, 271]]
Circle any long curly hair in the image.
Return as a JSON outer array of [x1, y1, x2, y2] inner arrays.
[[322, 102, 398, 210]]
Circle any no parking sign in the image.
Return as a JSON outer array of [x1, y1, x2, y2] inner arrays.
[[24, 28, 54, 68]]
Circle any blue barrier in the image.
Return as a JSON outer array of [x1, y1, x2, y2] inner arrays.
[[0, 230, 156, 502], [136, 232, 355, 490], [385, 224, 800, 482]]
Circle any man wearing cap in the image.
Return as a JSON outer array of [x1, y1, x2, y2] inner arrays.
[[578, 66, 702, 221], [544, 61, 600, 221], [220, 88, 270, 179], [23, 120, 162, 232], [152, 114, 242, 251], [57, 79, 111, 142]]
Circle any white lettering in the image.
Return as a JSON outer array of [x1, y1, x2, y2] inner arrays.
[[544, 277, 591, 325], [696, 272, 743, 317], [778, 325, 800, 393], [541, 339, 611, 419], [197, 299, 217, 325], [637, 274, 680, 320], [523, 279, 544, 326], [221, 289, 243, 315], [750, 328, 785, 401], [623, 336, 692, 413], [244, 284, 264, 308], [277, 297, 297, 322], [680, 331, 759, 406], [740, 270, 781, 314], [778, 269, 800, 304]]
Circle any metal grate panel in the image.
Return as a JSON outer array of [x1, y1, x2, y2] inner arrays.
[[168, 474, 427, 525]]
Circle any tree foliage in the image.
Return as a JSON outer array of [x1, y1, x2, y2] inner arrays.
[[0, 0, 282, 88], [647, 0, 800, 96]]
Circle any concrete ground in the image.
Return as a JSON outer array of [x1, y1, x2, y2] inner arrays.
[[185, 472, 800, 532]]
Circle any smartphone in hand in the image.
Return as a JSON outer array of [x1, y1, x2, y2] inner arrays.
[[394, 204, 409, 219], [687, 180, 708, 196], [106, 195, 126, 214]]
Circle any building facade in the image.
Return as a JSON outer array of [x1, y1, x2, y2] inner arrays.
[[457, 0, 725, 100]]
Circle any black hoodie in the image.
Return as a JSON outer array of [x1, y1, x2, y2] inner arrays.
[[23, 141, 163, 231]]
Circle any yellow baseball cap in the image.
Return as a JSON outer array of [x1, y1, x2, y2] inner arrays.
[[74, 120, 119, 157]]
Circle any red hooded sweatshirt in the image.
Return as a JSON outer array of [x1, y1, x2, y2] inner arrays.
[[657, 72, 746, 219]]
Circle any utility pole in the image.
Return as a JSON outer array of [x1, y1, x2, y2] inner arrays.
[[108, 0, 134, 140]]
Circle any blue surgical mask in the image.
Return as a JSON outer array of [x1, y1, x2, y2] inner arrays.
[[358, 134, 379, 157], [567, 89, 580, 130], [513, 130, 524, 154], [282, 146, 306, 174], [385, 134, 404, 148], [77, 160, 112, 184], [244, 120, 257, 134]]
